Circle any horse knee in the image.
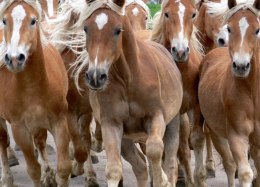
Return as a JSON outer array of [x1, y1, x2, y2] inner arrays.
[[238, 165, 253, 185], [106, 162, 123, 183], [27, 163, 41, 181], [146, 137, 164, 162], [190, 131, 205, 149], [57, 159, 72, 179]]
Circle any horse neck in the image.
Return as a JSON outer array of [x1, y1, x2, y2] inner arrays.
[[110, 16, 138, 86], [14, 31, 47, 86]]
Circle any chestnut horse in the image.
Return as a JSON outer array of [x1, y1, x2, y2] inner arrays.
[[70, 0, 183, 186], [199, 0, 260, 186], [150, 0, 207, 186], [0, 0, 71, 186], [195, 0, 229, 54], [125, 0, 150, 30]]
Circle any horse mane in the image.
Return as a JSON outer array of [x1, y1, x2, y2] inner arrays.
[[150, 11, 205, 56], [204, 0, 254, 16], [0, 0, 48, 65], [125, 0, 152, 29]]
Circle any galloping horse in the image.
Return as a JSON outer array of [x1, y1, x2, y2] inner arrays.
[[199, 0, 260, 186], [150, 0, 207, 186], [125, 0, 150, 30], [70, 0, 183, 186], [0, 0, 71, 186]]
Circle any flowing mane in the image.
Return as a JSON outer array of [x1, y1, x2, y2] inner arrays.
[[150, 11, 205, 56], [204, 0, 254, 16], [0, 0, 48, 65]]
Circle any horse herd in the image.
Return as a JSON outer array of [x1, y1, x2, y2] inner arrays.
[[0, 0, 259, 187]]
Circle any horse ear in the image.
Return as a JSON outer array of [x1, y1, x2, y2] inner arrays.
[[228, 0, 237, 9], [113, 0, 125, 7], [253, 0, 260, 10]]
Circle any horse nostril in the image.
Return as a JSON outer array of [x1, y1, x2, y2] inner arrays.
[[186, 47, 190, 53], [17, 54, 25, 62], [5, 54, 10, 63], [246, 63, 250, 69], [233, 62, 237, 69], [100, 73, 107, 82], [218, 38, 225, 46], [172, 47, 177, 53], [85, 72, 91, 81]]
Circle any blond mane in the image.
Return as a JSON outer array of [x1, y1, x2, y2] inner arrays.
[[150, 11, 204, 56], [0, 0, 48, 65]]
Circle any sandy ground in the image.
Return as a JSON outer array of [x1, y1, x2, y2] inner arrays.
[[2, 127, 243, 187]]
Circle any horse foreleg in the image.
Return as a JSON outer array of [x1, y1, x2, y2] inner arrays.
[[250, 145, 260, 187], [84, 152, 99, 187], [102, 122, 123, 187], [205, 126, 216, 178], [52, 116, 72, 187], [146, 111, 172, 187], [91, 120, 103, 153], [0, 119, 14, 187], [178, 113, 194, 187], [11, 124, 41, 187], [121, 139, 148, 187], [34, 129, 56, 187]]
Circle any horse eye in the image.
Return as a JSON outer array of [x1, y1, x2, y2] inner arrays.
[[164, 12, 169, 18], [145, 16, 148, 21], [227, 26, 231, 33], [115, 28, 123, 36], [30, 19, 36, 26], [256, 28, 260, 35], [2, 19, 6, 25], [192, 13, 196, 19], [84, 26, 88, 33]]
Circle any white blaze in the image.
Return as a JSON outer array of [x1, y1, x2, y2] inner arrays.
[[9, 5, 26, 57], [132, 7, 139, 16], [95, 13, 108, 30], [239, 17, 249, 47]]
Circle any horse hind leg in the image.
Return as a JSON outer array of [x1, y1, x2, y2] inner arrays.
[[190, 105, 207, 187], [91, 120, 103, 153], [84, 152, 99, 187], [121, 139, 148, 187], [0, 119, 14, 187], [34, 129, 56, 187], [205, 126, 216, 178], [177, 113, 194, 187]]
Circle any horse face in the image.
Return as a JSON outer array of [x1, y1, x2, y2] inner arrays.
[[163, 0, 197, 62], [204, 11, 229, 47], [227, 10, 259, 78], [84, 8, 123, 90], [126, 4, 147, 31], [2, 1, 39, 72]]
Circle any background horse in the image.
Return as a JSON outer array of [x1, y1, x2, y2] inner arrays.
[[125, 0, 151, 30], [199, 0, 260, 186], [0, 1, 71, 186], [70, 0, 183, 186], [150, 0, 208, 186]]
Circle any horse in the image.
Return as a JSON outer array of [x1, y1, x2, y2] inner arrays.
[[0, 0, 71, 186], [69, 0, 183, 186], [150, 0, 207, 186], [199, 0, 260, 186], [195, 0, 229, 54], [125, 0, 150, 31]]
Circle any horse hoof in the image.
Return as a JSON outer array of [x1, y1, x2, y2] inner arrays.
[[178, 168, 185, 181], [206, 168, 216, 178], [41, 167, 57, 187], [8, 155, 19, 167], [71, 160, 84, 177], [91, 155, 99, 164], [85, 178, 100, 187], [176, 180, 186, 187]]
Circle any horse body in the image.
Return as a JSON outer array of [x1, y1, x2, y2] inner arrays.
[[199, 1, 260, 186], [0, 1, 71, 186]]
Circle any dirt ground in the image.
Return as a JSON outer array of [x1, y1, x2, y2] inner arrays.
[[2, 127, 242, 187]]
